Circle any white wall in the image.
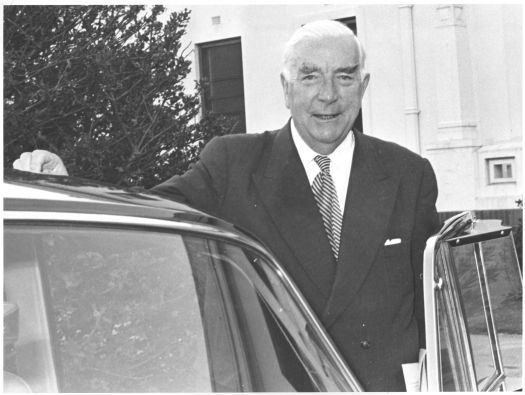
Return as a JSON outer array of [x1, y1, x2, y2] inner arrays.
[[414, 4, 522, 210]]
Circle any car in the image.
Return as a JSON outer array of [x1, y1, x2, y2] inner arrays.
[[3, 170, 522, 392]]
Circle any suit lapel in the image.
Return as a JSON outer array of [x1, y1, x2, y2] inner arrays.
[[322, 132, 400, 327], [252, 124, 337, 300]]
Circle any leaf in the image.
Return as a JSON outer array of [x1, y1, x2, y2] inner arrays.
[[4, 5, 240, 187]]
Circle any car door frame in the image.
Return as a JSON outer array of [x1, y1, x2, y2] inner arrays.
[[423, 211, 521, 391]]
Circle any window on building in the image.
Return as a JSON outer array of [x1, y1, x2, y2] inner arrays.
[[338, 17, 357, 35], [337, 17, 363, 133], [487, 157, 516, 184], [198, 38, 246, 134]]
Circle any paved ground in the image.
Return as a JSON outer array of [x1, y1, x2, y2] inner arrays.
[[470, 333, 522, 391]]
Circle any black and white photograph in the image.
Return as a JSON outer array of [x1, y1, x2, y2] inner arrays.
[[3, 3, 522, 392]]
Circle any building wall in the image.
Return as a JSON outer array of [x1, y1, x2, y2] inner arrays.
[[175, 4, 522, 212]]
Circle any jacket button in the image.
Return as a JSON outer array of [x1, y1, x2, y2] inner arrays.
[[360, 340, 371, 349]]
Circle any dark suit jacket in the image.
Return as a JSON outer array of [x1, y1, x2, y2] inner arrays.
[[152, 122, 439, 391]]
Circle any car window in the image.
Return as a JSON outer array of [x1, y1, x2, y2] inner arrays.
[[185, 237, 356, 392], [183, 235, 316, 391], [4, 223, 320, 392], [450, 234, 522, 391], [5, 226, 211, 392], [433, 232, 522, 391]]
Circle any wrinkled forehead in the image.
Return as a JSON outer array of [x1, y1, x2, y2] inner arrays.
[[289, 36, 361, 71]]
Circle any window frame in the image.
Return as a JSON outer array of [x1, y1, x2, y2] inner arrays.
[[423, 212, 520, 391], [487, 157, 516, 184], [197, 36, 246, 134]]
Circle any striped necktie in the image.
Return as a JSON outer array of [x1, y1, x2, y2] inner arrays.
[[311, 155, 343, 261]]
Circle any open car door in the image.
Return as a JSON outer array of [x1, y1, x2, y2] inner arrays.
[[422, 212, 522, 391]]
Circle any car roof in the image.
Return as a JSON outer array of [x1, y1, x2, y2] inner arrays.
[[4, 169, 240, 233]]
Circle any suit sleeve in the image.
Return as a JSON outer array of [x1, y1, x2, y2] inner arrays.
[[150, 136, 228, 215], [412, 158, 440, 348]]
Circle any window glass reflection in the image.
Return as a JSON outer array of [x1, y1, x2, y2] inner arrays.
[[4, 224, 321, 392], [450, 243, 496, 388], [184, 237, 316, 391], [27, 227, 210, 392], [480, 235, 522, 391], [450, 234, 522, 391]]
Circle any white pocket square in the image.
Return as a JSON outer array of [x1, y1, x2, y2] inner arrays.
[[384, 238, 402, 246]]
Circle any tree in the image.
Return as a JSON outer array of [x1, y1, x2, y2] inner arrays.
[[4, 5, 237, 188]]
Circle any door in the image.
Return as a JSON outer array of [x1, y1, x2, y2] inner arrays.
[[423, 212, 523, 391]]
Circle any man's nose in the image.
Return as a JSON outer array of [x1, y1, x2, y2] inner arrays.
[[317, 78, 337, 102]]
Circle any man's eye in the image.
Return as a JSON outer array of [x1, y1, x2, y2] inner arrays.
[[302, 74, 318, 81], [338, 74, 353, 81]]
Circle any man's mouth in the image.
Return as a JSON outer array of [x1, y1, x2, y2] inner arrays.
[[313, 114, 339, 120]]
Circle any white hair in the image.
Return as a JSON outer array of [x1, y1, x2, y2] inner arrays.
[[281, 20, 367, 82]]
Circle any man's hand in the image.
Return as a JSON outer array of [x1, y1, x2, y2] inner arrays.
[[13, 150, 69, 176]]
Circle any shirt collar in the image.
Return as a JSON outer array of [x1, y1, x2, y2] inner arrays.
[[290, 119, 355, 168]]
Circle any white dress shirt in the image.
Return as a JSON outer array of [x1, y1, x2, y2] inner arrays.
[[290, 120, 355, 212]]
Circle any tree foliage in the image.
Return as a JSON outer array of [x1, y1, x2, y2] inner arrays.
[[4, 5, 237, 187]]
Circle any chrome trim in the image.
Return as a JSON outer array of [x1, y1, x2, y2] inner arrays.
[[4, 209, 361, 391], [423, 211, 478, 391], [447, 218, 512, 247], [423, 234, 441, 391], [448, 228, 512, 246], [4, 210, 260, 250], [473, 243, 506, 391], [438, 243, 477, 390]]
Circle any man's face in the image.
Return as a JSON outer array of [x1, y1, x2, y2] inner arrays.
[[281, 36, 369, 155]]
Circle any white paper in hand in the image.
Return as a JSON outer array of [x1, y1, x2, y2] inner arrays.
[[402, 349, 427, 392]]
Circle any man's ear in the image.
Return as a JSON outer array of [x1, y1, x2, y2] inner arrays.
[[361, 72, 370, 97], [280, 73, 291, 109]]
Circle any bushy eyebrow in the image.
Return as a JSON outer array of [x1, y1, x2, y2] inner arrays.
[[298, 64, 321, 74], [297, 64, 359, 74], [336, 65, 359, 74]]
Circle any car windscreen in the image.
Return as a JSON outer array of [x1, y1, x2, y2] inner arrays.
[[4, 223, 321, 392]]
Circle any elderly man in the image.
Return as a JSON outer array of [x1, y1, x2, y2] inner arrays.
[[14, 20, 439, 391]]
